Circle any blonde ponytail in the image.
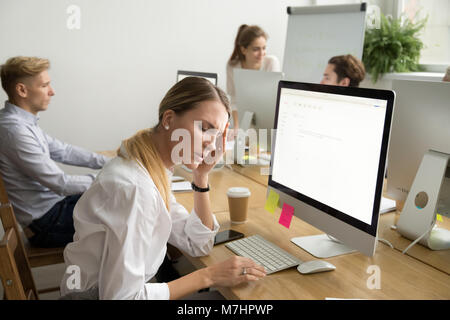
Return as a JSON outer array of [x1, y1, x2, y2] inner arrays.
[[119, 129, 170, 210]]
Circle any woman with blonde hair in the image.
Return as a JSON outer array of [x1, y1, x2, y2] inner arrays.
[[226, 24, 280, 133], [60, 77, 265, 300]]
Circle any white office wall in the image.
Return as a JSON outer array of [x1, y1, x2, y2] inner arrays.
[[0, 0, 310, 173]]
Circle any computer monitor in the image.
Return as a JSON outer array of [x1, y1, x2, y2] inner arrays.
[[387, 80, 450, 216], [268, 81, 394, 257], [176, 70, 217, 85], [234, 69, 284, 153]]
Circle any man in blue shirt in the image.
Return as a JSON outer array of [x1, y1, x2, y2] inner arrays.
[[0, 56, 110, 248]]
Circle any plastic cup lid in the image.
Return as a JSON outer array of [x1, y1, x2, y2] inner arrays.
[[227, 187, 251, 198]]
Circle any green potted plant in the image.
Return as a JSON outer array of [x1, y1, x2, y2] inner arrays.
[[363, 13, 427, 83]]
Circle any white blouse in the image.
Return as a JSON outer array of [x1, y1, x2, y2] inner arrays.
[[60, 153, 219, 300], [226, 55, 281, 110]]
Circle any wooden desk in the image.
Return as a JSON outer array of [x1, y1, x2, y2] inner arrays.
[[173, 166, 268, 213], [230, 164, 269, 186], [172, 163, 449, 298], [226, 167, 450, 274], [183, 208, 450, 300], [378, 211, 450, 275]]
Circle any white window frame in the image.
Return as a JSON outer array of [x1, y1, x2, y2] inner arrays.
[[394, 0, 449, 72]]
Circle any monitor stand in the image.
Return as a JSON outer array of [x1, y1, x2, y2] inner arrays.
[[239, 111, 254, 133], [397, 150, 450, 251], [291, 234, 356, 258]]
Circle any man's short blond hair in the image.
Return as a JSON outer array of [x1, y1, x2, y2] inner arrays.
[[0, 56, 50, 99]]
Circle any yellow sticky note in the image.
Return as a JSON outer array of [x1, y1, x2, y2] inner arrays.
[[264, 190, 279, 214], [436, 214, 443, 222]]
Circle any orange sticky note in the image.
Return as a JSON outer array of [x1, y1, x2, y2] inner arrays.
[[264, 190, 279, 214], [279, 203, 294, 229], [436, 214, 443, 222]]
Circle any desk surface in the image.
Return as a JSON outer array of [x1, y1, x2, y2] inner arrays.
[[378, 212, 450, 274], [183, 208, 450, 300], [175, 164, 450, 299], [230, 164, 268, 186], [228, 164, 450, 275], [173, 166, 268, 213]]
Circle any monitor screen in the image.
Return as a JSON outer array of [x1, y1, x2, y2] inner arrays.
[[270, 83, 393, 239]]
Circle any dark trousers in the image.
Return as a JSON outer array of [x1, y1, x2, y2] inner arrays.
[[28, 194, 82, 248], [154, 255, 181, 283]]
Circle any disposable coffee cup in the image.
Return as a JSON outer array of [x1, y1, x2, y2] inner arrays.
[[227, 187, 251, 224]]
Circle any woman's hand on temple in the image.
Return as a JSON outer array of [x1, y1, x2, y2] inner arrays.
[[193, 122, 230, 176]]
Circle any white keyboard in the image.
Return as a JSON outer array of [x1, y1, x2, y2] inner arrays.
[[225, 234, 302, 274]]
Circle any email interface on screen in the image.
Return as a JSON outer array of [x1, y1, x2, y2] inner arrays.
[[272, 88, 388, 225]]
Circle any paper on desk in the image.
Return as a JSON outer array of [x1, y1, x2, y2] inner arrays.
[[380, 196, 396, 214], [171, 175, 185, 182], [171, 181, 192, 192]]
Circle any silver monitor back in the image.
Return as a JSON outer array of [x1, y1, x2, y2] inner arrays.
[[176, 70, 217, 85], [234, 69, 283, 132], [387, 80, 450, 211]]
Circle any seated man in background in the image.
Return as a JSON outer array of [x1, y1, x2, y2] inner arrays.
[[320, 54, 365, 87], [0, 56, 110, 248]]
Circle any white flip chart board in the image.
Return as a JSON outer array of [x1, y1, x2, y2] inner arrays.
[[283, 3, 367, 83]]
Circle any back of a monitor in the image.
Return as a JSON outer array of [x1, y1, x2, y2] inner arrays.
[[176, 70, 217, 85], [234, 69, 283, 131], [387, 80, 450, 207]]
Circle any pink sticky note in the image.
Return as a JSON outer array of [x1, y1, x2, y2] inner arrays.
[[279, 203, 294, 229]]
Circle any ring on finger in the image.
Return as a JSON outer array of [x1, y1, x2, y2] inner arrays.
[[241, 267, 247, 275]]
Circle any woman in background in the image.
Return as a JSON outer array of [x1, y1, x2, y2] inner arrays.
[[226, 24, 280, 134]]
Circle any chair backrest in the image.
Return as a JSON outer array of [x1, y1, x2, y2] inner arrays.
[[0, 227, 38, 299], [0, 173, 21, 235], [0, 173, 39, 300], [0, 171, 8, 203]]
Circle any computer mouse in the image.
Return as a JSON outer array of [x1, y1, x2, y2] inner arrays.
[[297, 260, 336, 274]]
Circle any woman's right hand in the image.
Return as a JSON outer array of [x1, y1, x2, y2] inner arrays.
[[204, 256, 266, 287]]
